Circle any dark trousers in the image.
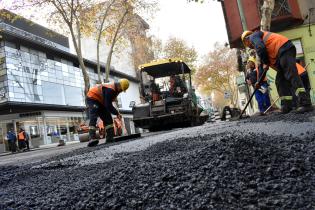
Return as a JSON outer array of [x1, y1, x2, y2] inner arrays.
[[255, 89, 271, 113], [292, 72, 311, 108], [8, 141, 17, 152], [18, 141, 26, 150], [275, 47, 311, 108], [25, 140, 30, 150], [87, 98, 113, 139]]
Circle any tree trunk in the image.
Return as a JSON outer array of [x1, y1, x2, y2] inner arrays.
[[260, 0, 275, 31], [105, 9, 128, 82], [69, 27, 90, 96], [96, 0, 116, 83]]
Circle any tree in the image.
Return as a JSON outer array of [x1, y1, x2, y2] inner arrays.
[[194, 43, 239, 107], [260, 0, 275, 31], [84, 0, 118, 83], [164, 37, 198, 74], [83, 0, 157, 82], [150, 37, 198, 74]]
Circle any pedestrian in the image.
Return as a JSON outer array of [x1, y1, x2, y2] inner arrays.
[[6, 129, 17, 153], [246, 57, 271, 115], [17, 128, 27, 151], [86, 79, 129, 147], [241, 30, 313, 114]]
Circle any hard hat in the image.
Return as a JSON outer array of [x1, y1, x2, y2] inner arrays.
[[119, 79, 129, 92], [247, 56, 256, 64], [241, 30, 253, 46]]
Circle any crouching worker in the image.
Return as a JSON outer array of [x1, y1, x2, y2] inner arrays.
[[86, 79, 129, 147]]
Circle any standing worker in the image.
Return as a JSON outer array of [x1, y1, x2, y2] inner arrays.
[[241, 30, 313, 114], [17, 128, 27, 151], [246, 57, 271, 115], [86, 79, 129, 147]]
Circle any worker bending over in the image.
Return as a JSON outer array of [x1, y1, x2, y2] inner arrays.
[[241, 30, 313, 114], [86, 79, 129, 147]]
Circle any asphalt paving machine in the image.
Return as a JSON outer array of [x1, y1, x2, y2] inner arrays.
[[132, 58, 209, 131]]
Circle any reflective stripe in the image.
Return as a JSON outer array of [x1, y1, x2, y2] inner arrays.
[[89, 126, 96, 130], [263, 32, 272, 43], [280, 96, 292, 100], [295, 88, 306, 96], [105, 124, 114, 130]]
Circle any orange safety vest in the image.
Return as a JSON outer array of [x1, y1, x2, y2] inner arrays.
[[18, 131, 25, 141], [262, 31, 289, 68], [296, 63, 306, 75], [87, 83, 116, 105]]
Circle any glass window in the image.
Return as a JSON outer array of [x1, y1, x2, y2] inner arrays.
[[64, 85, 84, 106], [42, 81, 65, 105]]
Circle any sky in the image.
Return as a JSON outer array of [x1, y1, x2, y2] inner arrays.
[[148, 0, 228, 57], [0, 0, 228, 59]]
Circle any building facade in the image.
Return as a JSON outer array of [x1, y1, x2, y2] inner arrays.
[[0, 10, 141, 153]]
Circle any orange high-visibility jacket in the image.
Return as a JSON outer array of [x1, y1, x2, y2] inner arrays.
[[87, 83, 116, 105], [18, 131, 25, 141], [262, 31, 289, 67], [296, 63, 306, 75]]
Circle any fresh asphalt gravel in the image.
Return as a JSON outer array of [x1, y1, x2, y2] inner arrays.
[[0, 111, 314, 209]]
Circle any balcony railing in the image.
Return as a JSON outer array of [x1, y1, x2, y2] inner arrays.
[[258, 0, 292, 18]]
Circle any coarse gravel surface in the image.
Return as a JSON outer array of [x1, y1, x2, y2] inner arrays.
[[0, 111, 314, 209]]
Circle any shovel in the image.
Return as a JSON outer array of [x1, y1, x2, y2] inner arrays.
[[238, 67, 269, 120], [263, 96, 280, 114]]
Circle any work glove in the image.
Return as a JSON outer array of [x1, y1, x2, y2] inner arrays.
[[255, 82, 261, 89], [259, 86, 268, 94], [262, 64, 269, 71]]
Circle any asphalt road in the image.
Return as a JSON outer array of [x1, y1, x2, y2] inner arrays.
[[0, 110, 314, 209]]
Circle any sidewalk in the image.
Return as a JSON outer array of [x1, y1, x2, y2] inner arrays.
[[0, 141, 81, 157]]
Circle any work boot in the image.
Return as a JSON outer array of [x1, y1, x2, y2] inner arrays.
[[280, 100, 292, 114], [297, 92, 313, 114], [87, 127, 99, 147], [106, 127, 115, 143]]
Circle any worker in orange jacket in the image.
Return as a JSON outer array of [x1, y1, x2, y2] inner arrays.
[[291, 62, 311, 109], [241, 30, 313, 114], [86, 79, 129, 147], [17, 128, 27, 151]]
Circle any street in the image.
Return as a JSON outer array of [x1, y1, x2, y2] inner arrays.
[[0, 110, 314, 209]]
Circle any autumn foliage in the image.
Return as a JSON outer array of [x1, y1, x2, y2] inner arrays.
[[194, 43, 239, 107]]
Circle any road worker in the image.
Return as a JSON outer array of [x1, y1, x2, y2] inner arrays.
[[291, 62, 312, 109], [246, 56, 271, 115], [86, 79, 129, 147], [241, 30, 313, 114]]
